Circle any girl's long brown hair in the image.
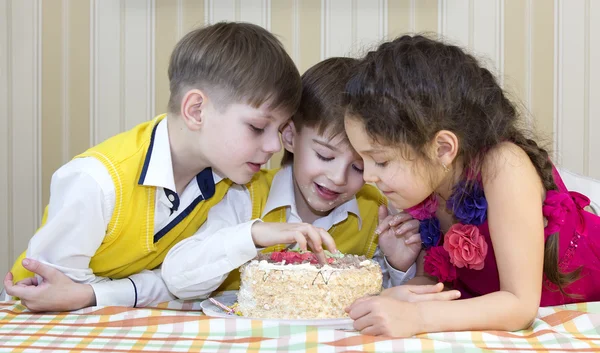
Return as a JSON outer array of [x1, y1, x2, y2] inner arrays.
[[344, 35, 578, 293]]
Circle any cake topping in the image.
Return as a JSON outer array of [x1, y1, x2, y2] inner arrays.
[[257, 249, 370, 269]]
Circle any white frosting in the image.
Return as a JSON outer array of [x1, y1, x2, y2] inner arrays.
[[252, 258, 378, 272]]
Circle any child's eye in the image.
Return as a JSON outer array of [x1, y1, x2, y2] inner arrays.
[[249, 125, 265, 134], [316, 152, 334, 162], [375, 161, 388, 168], [352, 164, 364, 173]]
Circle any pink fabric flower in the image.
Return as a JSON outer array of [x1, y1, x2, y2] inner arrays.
[[543, 190, 572, 236], [443, 224, 488, 270], [405, 195, 438, 221], [424, 246, 457, 282]]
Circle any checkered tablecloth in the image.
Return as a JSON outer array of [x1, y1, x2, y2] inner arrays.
[[0, 300, 598, 352]]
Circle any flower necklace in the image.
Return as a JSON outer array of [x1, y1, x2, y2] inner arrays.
[[403, 167, 589, 283], [404, 179, 489, 282]]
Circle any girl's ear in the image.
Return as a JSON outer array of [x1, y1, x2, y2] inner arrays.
[[432, 130, 459, 169]]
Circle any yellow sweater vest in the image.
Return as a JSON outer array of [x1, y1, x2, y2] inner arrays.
[[217, 168, 386, 291], [11, 114, 233, 283]]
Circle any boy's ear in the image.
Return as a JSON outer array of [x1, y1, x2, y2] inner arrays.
[[180, 89, 207, 131], [281, 121, 297, 154], [432, 129, 459, 168]]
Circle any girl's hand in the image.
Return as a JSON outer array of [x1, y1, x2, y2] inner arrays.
[[376, 205, 422, 271], [381, 282, 461, 302], [346, 296, 423, 337]]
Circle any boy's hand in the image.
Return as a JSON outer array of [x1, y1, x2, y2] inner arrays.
[[251, 222, 337, 264], [3, 258, 96, 312], [380, 282, 461, 302], [376, 205, 422, 271]]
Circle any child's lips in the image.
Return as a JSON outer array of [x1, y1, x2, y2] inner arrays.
[[247, 162, 262, 172], [314, 183, 341, 200]]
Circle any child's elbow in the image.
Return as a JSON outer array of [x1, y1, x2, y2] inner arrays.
[[502, 299, 539, 331], [160, 263, 182, 298]]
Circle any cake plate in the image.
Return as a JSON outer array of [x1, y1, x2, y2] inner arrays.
[[200, 290, 355, 330]]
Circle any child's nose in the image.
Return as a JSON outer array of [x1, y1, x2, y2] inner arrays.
[[363, 165, 378, 183], [263, 134, 282, 154], [329, 169, 347, 186]]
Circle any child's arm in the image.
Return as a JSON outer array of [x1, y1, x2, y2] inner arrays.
[[6, 158, 174, 310], [373, 246, 416, 287], [348, 143, 545, 336], [374, 205, 421, 285], [162, 186, 337, 300], [161, 184, 257, 299]]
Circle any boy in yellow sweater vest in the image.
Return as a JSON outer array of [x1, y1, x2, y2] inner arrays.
[[3, 22, 319, 311], [161, 58, 427, 299]]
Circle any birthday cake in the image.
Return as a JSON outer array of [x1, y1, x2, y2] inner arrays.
[[237, 250, 383, 319]]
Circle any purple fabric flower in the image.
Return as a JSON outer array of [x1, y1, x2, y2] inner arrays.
[[447, 181, 488, 225], [420, 218, 442, 249]]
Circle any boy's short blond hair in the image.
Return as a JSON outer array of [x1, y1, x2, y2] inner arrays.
[[168, 22, 301, 114]]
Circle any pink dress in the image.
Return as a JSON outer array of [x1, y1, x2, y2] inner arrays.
[[453, 168, 600, 306]]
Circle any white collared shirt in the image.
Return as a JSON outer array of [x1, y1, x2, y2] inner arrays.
[[161, 165, 415, 300], [17, 117, 224, 307]]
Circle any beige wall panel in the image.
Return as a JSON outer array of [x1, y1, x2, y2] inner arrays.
[[440, 0, 470, 47], [183, 0, 205, 31], [67, 0, 91, 158], [530, 0, 554, 148], [387, 0, 412, 38], [239, 0, 269, 28], [155, 0, 178, 115], [355, 0, 386, 54], [0, 0, 9, 292], [42, 0, 64, 206], [124, 0, 155, 130], [556, 0, 586, 173], [209, 0, 236, 22], [271, 0, 294, 60], [589, 0, 600, 178], [503, 0, 529, 125], [324, 0, 353, 58], [297, 0, 321, 74], [91, 0, 122, 144], [8, 0, 42, 272], [270, 0, 295, 169], [414, 0, 437, 33], [472, 0, 503, 77]]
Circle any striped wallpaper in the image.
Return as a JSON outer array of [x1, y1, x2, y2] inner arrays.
[[1, 0, 598, 285]]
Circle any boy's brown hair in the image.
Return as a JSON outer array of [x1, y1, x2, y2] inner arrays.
[[168, 22, 301, 115], [281, 57, 359, 164]]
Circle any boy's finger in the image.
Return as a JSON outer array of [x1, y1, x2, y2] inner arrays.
[[16, 277, 39, 287], [317, 228, 337, 253], [302, 226, 323, 252], [293, 232, 308, 252], [3, 273, 28, 299], [21, 259, 58, 282], [3, 272, 14, 293]]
